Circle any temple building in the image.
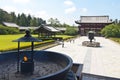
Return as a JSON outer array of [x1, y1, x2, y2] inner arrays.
[[75, 16, 112, 36], [34, 25, 60, 38]]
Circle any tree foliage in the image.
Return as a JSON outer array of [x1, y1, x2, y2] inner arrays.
[[0, 25, 19, 34], [48, 18, 61, 27], [65, 27, 78, 35], [101, 24, 120, 38], [0, 8, 79, 36], [0, 8, 46, 27]]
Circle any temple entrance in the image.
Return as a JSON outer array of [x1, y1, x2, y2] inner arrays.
[[75, 16, 112, 36]]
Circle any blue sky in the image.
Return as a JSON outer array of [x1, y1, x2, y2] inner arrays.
[[0, 0, 120, 25]]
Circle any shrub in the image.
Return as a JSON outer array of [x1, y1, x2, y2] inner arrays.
[[101, 24, 120, 38], [64, 27, 78, 36], [0, 25, 19, 34]]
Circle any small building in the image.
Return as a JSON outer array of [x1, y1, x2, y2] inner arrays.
[[56, 27, 66, 33], [19, 26, 38, 32], [34, 25, 60, 38], [3, 22, 19, 28], [75, 16, 112, 36], [2, 22, 38, 31]]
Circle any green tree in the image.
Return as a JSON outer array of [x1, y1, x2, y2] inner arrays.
[[0, 8, 46, 27], [0, 25, 19, 34], [37, 18, 46, 26], [0, 9, 4, 24], [10, 12, 16, 23], [48, 18, 54, 26], [19, 13, 28, 26], [30, 17, 37, 26], [54, 18, 60, 27], [0, 8, 10, 22], [114, 19, 118, 24], [27, 14, 32, 26], [63, 23, 70, 27], [16, 14, 21, 25], [48, 18, 61, 27], [65, 27, 78, 35], [101, 24, 120, 37]]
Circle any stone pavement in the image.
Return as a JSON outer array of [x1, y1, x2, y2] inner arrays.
[[45, 36, 120, 80]]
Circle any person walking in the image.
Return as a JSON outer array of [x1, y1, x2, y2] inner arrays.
[[62, 40, 64, 48]]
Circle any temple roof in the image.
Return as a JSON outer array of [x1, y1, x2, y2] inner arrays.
[[45, 26, 60, 32], [35, 25, 60, 32], [75, 16, 112, 24], [3, 22, 39, 31], [19, 26, 38, 30], [3, 22, 19, 27]]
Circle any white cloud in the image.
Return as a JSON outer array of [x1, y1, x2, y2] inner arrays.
[[12, 0, 30, 3], [1, 6, 19, 14], [35, 11, 49, 20], [80, 8, 88, 13], [64, 0, 76, 14], [1, 6, 34, 16], [64, 0, 74, 6], [65, 6, 76, 14], [57, 16, 76, 26], [22, 9, 33, 15]]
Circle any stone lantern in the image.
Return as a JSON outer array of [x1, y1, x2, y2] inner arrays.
[[13, 30, 42, 74]]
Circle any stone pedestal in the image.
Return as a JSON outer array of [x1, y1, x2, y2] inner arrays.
[[82, 41, 100, 47]]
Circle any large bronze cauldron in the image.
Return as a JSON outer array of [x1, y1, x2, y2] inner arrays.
[[0, 51, 73, 80], [88, 31, 94, 42]]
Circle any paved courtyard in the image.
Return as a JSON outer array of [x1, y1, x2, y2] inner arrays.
[[45, 36, 120, 80]]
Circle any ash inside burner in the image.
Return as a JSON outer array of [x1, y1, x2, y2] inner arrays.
[[0, 60, 63, 80]]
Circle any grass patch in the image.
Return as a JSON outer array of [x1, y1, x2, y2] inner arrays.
[[109, 38, 120, 44], [55, 35, 75, 40], [0, 34, 74, 52], [0, 34, 24, 51]]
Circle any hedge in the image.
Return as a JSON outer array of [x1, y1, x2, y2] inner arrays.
[[0, 25, 19, 34]]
